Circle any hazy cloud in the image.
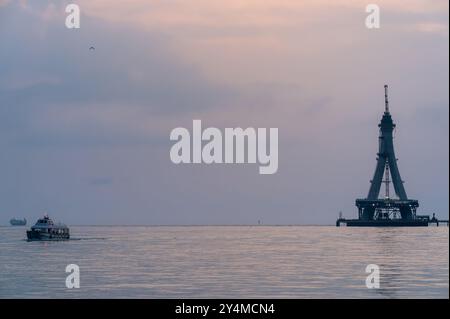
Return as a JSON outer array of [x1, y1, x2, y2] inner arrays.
[[0, 0, 447, 225]]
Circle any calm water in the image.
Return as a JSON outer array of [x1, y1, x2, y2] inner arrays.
[[0, 226, 448, 298]]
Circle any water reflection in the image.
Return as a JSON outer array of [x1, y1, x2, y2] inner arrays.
[[0, 226, 448, 298]]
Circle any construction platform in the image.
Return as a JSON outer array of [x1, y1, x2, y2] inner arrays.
[[336, 218, 448, 227]]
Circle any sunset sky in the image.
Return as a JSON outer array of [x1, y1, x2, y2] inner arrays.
[[0, 0, 448, 224]]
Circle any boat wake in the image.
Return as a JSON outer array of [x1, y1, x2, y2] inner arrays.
[[24, 237, 107, 242], [69, 237, 108, 241]]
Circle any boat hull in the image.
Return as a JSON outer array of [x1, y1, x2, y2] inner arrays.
[[26, 230, 70, 241], [10, 220, 26, 226]]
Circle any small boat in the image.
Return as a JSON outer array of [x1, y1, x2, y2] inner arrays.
[[26, 214, 70, 241], [10, 218, 27, 226]]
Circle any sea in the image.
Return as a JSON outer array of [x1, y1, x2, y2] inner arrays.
[[0, 225, 448, 298]]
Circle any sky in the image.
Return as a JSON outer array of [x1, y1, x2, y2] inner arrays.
[[0, 0, 448, 225]]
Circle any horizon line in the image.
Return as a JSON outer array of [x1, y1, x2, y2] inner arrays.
[[0, 223, 336, 227]]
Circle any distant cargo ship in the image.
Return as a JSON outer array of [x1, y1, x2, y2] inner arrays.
[[26, 214, 70, 241], [10, 218, 26, 226]]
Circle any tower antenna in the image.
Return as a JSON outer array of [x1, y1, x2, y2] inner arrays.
[[384, 84, 389, 113]]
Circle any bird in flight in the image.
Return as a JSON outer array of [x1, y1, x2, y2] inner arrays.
[[89, 46, 95, 51]]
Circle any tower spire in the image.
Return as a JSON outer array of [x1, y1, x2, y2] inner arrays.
[[384, 84, 389, 113]]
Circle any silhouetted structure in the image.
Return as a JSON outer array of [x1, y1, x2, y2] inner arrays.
[[356, 85, 418, 221], [337, 85, 446, 227]]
